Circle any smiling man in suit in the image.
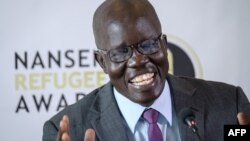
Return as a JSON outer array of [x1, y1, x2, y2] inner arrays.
[[43, 0, 250, 141]]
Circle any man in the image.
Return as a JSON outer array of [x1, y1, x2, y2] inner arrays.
[[43, 0, 250, 141]]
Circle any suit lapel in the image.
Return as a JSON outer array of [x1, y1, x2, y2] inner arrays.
[[88, 83, 129, 141], [167, 75, 205, 141], [86, 75, 205, 141]]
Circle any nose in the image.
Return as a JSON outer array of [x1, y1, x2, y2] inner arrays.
[[127, 48, 149, 67]]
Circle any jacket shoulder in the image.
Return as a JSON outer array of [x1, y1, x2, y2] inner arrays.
[[50, 86, 102, 124], [173, 75, 239, 93], [43, 85, 106, 141]]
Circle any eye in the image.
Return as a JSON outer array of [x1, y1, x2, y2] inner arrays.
[[118, 47, 130, 53], [139, 39, 160, 54], [109, 47, 131, 62]]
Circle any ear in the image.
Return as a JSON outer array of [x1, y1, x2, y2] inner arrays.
[[162, 34, 168, 55], [162, 34, 168, 48], [94, 51, 108, 73]]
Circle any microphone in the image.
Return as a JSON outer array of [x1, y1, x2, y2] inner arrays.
[[178, 107, 203, 141]]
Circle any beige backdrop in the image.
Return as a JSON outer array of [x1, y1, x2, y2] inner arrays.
[[0, 0, 250, 140]]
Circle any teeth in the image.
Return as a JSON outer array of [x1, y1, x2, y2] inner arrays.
[[133, 78, 154, 86], [130, 73, 154, 86]]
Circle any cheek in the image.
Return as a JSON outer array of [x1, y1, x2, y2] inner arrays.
[[150, 49, 169, 74], [107, 62, 127, 79], [107, 62, 129, 95]]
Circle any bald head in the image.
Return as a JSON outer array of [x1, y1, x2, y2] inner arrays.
[[93, 0, 162, 49], [92, 0, 169, 106]]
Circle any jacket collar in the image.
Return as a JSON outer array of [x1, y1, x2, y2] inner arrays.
[[167, 74, 205, 141], [87, 74, 205, 141], [87, 82, 130, 141]]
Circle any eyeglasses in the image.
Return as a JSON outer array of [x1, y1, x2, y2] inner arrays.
[[98, 34, 166, 63]]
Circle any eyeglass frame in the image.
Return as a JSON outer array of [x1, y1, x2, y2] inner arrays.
[[95, 33, 167, 63]]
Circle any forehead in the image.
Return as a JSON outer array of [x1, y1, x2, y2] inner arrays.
[[104, 17, 160, 50]]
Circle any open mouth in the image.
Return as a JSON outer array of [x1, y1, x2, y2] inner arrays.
[[130, 73, 155, 86]]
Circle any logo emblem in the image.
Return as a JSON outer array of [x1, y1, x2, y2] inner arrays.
[[167, 34, 203, 78]]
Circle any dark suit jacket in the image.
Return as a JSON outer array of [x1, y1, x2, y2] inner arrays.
[[43, 74, 250, 141]]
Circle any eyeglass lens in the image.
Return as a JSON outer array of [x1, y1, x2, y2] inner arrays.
[[109, 37, 161, 62]]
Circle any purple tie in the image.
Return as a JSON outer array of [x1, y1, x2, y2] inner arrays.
[[143, 108, 164, 141]]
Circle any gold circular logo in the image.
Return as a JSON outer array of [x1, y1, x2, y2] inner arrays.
[[167, 34, 203, 78]]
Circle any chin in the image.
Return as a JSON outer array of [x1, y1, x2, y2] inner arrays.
[[137, 98, 157, 107], [131, 91, 161, 106]]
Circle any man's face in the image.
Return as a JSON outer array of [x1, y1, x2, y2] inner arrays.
[[97, 17, 169, 106]]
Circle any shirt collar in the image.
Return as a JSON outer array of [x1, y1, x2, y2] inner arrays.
[[113, 81, 172, 133]]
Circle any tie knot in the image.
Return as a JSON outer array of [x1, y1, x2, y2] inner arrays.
[[143, 108, 159, 123]]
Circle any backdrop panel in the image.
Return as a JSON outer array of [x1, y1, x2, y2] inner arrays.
[[0, 0, 249, 140]]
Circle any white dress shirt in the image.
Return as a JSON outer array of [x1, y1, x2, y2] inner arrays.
[[114, 81, 172, 141]]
